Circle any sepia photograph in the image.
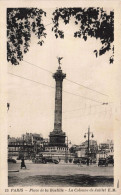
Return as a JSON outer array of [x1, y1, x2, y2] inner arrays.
[[0, 0, 121, 194]]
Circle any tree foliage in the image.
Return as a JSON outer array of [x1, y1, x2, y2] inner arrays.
[[52, 8, 114, 63], [7, 8, 46, 65]]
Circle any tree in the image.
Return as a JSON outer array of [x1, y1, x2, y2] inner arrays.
[[7, 8, 46, 65], [52, 8, 114, 63]]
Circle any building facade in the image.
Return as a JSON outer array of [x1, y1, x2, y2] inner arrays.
[[8, 133, 43, 159], [75, 140, 98, 159], [97, 139, 114, 159]]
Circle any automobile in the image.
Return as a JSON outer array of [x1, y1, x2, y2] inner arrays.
[[32, 157, 59, 164], [107, 156, 114, 166], [8, 158, 16, 163], [45, 158, 59, 164], [32, 157, 46, 164], [80, 157, 88, 164], [53, 159, 59, 164], [98, 158, 108, 166], [73, 158, 80, 164]]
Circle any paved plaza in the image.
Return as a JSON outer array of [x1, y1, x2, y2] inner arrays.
[[8, 161, 114, 187]]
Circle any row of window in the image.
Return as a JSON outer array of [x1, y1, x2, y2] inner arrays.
[[8, 147, 33, 152], [46, 147, 67, 151], [8, 147, 19, 151], [8, 142, 33, 146]]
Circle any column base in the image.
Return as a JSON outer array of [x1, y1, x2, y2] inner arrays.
[[49, 131, 66, 147]]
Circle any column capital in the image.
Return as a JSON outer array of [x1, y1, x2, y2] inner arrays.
[[53, 69, 66, 81]]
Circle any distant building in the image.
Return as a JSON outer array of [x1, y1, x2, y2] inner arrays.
[[42, 138, 49, 147], [97, 139, 114, 159], [22, 133, 43, 144], [76, 140, 98, 159], [8, 133, 43, 159], [8, 136, 20, 157], [75, 145, 87, 158]]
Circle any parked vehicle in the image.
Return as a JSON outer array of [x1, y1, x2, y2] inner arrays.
[[32, 157, 46, 164], [45, 158, 59, 164], [80, 157, 88, 164], [32, 157, 59, 164], [73, 158, 80, 164], [98, 158, 108, 166], [8, 158, 16, 163], [107, 155, 114, 166]]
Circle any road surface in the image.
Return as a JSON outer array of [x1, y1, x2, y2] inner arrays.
[[8, 161, 114, 187]]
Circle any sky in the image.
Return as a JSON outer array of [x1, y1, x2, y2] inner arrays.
[[7, 8, 115, 145]]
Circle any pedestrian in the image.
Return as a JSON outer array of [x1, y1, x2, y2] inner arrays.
[[21, 158, 26, 169]]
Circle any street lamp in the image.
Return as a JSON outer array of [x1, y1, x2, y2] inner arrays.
[[84, 126, 94, 166], [65, 136, 71, 163]]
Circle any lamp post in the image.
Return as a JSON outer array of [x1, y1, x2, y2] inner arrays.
[[65, 136, 71, 163], [84, 126, 94, 166], [22, 134, 25, 159]]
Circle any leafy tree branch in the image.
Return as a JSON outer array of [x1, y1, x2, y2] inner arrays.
[[7, 8, 46, 65], [52, 8, 114, 63]]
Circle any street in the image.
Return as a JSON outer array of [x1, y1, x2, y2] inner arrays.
[[8, 161, 114, 187]]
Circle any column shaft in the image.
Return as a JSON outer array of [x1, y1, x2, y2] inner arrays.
[[54, 80, 62, 131]]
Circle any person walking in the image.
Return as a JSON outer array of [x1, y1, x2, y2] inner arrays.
[[21, 158, 26, 169]]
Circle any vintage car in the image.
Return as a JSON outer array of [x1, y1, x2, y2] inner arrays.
[[73, 158, 80, 164], [107, 155, 114, 166], [32, 157, 46, 164], [32, 157, 59, 164], [98, 158, 108, 166], [45, 158, 59, 164], [80, 157, 88, 164], [73, 157, 89, 164], [91, 158, 97, 164], [8, 158, 17, 163]]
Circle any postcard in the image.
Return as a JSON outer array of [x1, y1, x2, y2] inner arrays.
[[0, 0, 121, 194]]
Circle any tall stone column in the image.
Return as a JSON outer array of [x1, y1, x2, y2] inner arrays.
[[49, 66, 66, 146], [53, 66, 66, 132]]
